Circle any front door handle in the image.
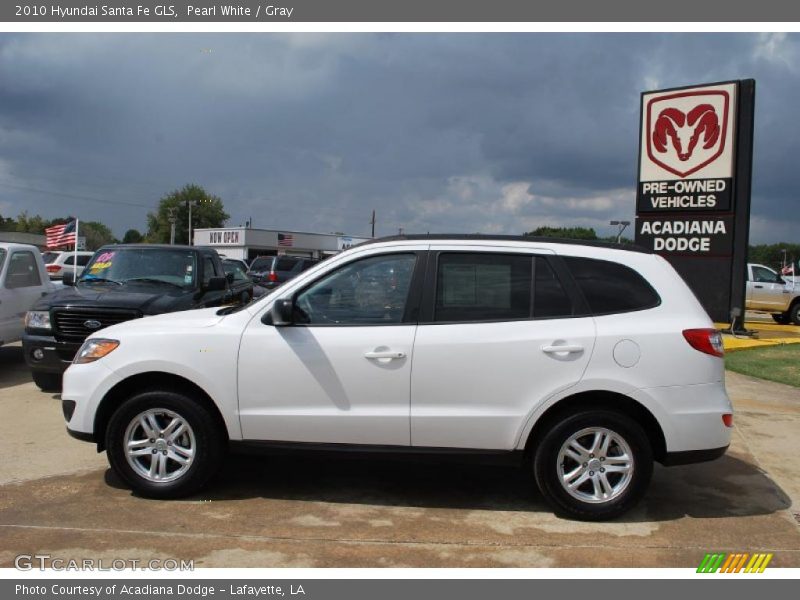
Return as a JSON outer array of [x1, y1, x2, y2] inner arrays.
[[541, 344, 584, 354], [754, 285, 764, 289], [364, 350, 406, 360]]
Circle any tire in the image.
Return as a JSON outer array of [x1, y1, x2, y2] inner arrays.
[[33, 371, 62, 392], [533, 409, 653, 521], [772, 313, 790, 325], [105, 390, 225, 499], [789, 302, 800, 326]]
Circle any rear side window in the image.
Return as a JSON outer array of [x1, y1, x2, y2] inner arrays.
[[562, 256, 660, 315], [276, 257, 297, 271], [435, 253, 531, 322], [77, 255, 92, 266], [249, 257, 274, 271]]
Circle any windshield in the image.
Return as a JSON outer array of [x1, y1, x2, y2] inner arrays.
[[80, 248, 197, 288], [0, 248, 5, 272]]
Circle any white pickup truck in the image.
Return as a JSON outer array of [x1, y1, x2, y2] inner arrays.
[[746, 263, 800, 325], [0, 243, 56, 347]]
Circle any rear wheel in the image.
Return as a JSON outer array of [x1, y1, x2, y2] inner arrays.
[[105, 390, 225, 498], [33, 372, 62, 392], [533, 410, 653, 520]]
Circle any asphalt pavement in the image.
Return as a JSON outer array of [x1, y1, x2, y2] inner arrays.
[[1, 343, 799, 568]]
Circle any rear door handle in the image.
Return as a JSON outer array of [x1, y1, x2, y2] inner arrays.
[[364, 350, 406, 360], [541, 344, 584, 354], [754, 285, 764, 289]]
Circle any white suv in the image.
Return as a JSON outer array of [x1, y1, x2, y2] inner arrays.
[[62, 236, 732, 520]]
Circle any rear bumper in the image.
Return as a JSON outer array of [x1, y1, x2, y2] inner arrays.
[[661, 445, 729, 466], [632, 380, 734, 454]]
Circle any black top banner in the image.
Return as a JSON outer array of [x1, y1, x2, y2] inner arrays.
[[4, 0, 800, 22]]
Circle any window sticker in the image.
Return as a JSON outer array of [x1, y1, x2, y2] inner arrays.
[[87, 251, 115, 276]]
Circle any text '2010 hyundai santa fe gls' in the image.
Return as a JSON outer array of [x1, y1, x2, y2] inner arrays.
[[60, 235, 732, 520]]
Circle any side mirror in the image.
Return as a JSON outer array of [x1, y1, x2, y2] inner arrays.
[[226, 272, 235, 284], [270, 298, 294, 327], [62, 271, 76, 286], [205, 276, 227, 291]]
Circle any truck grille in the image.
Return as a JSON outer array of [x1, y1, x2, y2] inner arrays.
[[53, 308, 142, 341]]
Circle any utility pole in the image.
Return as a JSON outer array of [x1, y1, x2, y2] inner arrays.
[[168, 207, 177, 245], [370, 210, 376, 238], [187, 199, 197, 245]]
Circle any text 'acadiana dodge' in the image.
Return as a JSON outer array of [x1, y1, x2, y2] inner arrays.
[[638, 218, 729, 252]]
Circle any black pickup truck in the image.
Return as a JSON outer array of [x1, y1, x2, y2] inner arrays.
[[23, 244, 240, 391]]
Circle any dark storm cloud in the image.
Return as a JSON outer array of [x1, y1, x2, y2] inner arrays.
[[0, 33, 798, 242]]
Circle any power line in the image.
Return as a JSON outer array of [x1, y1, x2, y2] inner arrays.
[[0, 180, 155, 209]]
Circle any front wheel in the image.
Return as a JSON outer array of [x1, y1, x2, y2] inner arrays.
[[105, 390, 225, 498], [789, 303, 800, 326], [33, 371, 62, 392], [772, 313, 790, 325], [533, 410, 653, 520]]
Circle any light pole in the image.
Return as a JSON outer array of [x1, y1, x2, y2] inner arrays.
[[610, 220, 631, 244]]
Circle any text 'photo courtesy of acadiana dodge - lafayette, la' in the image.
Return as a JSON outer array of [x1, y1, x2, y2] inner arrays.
[[1, 31, 800, 573], [38, 5, 295, 18], [15, 584, 305, 596]]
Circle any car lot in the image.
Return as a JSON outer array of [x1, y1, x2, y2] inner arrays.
[[0, 342, 799, 568]]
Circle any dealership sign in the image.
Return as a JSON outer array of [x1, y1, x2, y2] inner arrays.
[[635, 80, 755, 324]]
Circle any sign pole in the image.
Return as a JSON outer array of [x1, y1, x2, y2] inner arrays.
[[729, 79, 756, 334]]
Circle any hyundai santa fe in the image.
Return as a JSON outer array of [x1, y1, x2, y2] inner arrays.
[[61, 235, 732, 520]]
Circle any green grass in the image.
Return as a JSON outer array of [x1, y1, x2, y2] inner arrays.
[[725, 344, 800, 388]]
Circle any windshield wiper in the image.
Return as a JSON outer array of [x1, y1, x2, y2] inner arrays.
[[80, 277, 123, 285], [123, 277, 185, 289]]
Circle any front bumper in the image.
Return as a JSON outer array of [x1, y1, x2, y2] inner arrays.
[[22, 333, 82, 374]]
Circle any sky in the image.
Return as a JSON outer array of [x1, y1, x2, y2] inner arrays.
[[0, 32, 798, 243]]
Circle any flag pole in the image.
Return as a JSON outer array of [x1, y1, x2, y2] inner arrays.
[[73, 219, 79, 280]]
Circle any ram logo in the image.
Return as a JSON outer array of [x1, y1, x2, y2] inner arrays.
[[83, 320, 102, 330], [645, 90, 730, 178]]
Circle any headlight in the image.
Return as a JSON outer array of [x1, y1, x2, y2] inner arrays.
[[74, 338, 119, 364], [25, 311, 51, 330]]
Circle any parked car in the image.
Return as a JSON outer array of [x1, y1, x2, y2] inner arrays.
[[0, 243, 56, 347], [247, 255, 318, 290], [746, 263, 800, 325], [221, 258, 255, 304], [23, 244, 237, 392], [42, 250, 95, 280], [61, 235, 732, 520]]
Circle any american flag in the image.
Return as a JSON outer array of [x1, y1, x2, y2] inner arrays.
[[278, 233, 294, 247], [45, 220, 77, 248]]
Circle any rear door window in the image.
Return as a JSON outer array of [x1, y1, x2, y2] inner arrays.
[[434, 253, 532, 322], [562, 256, 660, 315]]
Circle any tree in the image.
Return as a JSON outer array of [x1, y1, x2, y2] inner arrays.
[[523, 226, 598, 240], [81, 221, 118, 250], [748, 243, 800, 271], [146, 184, 229, 245], [0, 213, 16, 231], [122, 229, 144, 244]]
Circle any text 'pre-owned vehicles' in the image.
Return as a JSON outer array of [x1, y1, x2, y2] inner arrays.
[[61, 236, 732, 520], [23, 244, 238, 392], [0, 243, 56, 347]]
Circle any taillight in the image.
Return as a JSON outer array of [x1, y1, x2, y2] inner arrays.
[[46, 265, 61, 273], [682, 328, 724, 358], [268, 271, 278, 282], [722, 414, 733, 427]]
